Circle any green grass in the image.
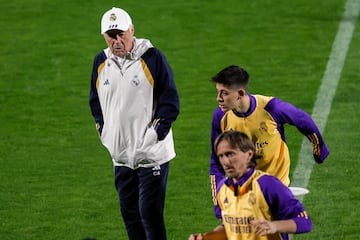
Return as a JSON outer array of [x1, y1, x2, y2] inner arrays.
[[1, 0, 359, 239]]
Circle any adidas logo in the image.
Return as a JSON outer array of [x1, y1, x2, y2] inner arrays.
[[152, 165, 161, 176], [104, 79, 110, 85]]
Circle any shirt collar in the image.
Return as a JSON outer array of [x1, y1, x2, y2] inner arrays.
[[232, 93, 256, 117], [225, 168, 255, 196]]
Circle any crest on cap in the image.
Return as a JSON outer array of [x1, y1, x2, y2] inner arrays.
[[101, 7, 132, 34], [110, 13, 117, 21]]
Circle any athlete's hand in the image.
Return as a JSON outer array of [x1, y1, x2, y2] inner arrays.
[[188, 233, 204, 240], [252, 219, 276, 236], [140, 126, 158, 148]]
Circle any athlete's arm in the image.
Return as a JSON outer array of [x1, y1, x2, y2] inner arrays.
[[265, 97, 330, 163], [252, 219, 297, 236], [209, 107, 226, 219], [142, 48, 180, 141], [89, 51, 106, 135], [258, 175, 313, 234], [210, 107, 226, 178]]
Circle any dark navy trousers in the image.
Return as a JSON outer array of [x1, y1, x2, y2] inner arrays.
[[114, 162, 169, 240]]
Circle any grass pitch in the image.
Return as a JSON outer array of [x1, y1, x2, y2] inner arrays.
[[1, 0, 359, 239]]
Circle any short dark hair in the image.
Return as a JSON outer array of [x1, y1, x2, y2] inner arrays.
[[214, 130, 260, 168], [211, 65, 250, 90]]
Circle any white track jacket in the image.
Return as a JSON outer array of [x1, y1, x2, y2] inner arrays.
[[89, 38, 180, 169]]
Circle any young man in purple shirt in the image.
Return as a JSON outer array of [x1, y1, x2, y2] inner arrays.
[[209, 65, 329, 219]]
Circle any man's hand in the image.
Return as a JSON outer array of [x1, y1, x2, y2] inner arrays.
[[252, 219, 276, 236]]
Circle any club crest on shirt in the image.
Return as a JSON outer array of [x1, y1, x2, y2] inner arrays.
[[248, 192, 256, 205], [131, 75, 140, 86], [259, 121, 268, 132]]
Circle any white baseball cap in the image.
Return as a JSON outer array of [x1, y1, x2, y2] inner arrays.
[[101, 7, 132, 34]]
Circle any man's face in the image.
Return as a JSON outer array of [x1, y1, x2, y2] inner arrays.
[[103, 26, 134, 57], [216, 140, 253, 180], [215, 83, 240, 112]]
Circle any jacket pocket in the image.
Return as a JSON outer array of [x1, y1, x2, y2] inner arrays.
[[139, 127, 158, 149]]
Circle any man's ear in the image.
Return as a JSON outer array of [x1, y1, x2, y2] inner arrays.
[[129, 24, 135, 35], [238, 89, 246, 97]]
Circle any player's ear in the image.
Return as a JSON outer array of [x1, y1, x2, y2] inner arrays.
[[238, 89, 246, 97]]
